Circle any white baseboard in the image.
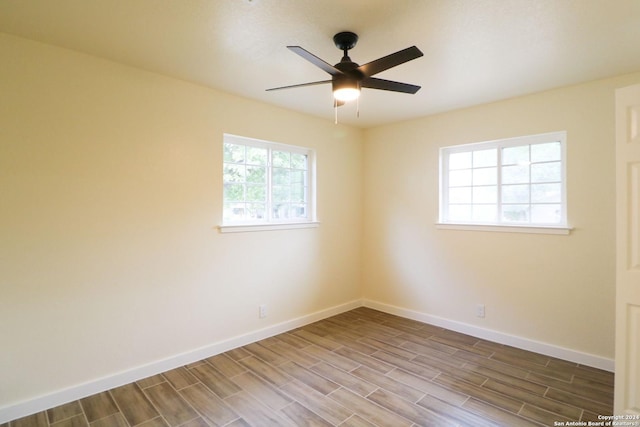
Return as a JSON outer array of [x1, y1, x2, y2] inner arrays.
[[363, 299, 615, 372], [0, 299, 363, 424]]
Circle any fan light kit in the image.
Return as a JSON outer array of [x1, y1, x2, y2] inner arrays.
[[333, 84, 360, 102], [267, 31, 423, 123]]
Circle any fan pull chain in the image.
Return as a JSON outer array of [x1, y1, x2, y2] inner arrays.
[[334, 99, 338, 124]]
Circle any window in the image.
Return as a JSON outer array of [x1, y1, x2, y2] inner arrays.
[[439, 131, 567, 230], [222, 134, 315, 227]]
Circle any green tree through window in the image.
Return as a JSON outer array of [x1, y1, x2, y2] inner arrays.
[[223, 135, 314, 224]]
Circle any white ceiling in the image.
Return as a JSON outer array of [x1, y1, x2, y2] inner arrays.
[[1, 0, 639, 128]]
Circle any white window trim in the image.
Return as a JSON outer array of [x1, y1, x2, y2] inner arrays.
[[435, 223, 572, 235], [220, 134, 317, 232], [218, 221, 320, 233], [439, 131, 570, 234]]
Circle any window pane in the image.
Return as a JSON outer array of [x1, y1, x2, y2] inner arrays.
[[449, 187, 472, 204], [473, 167, 497, 185], [531, 162, 561, 183], [473, 205, 497, 222], [502, 145, 529, 165], [272, 168, 290, 185], [246, 203, 266, 220], [246, 166, 266, 184], [290, 170, 305, 184], [501, 205, 529, 223], [246, 185, 266, 202], [247, 147, 267, 165], [272, 150, 290, 168], [502, 165, 529, 184], [224, 203, 246, 221], [224, 143, 244, 163], [289, 204, 307, 219], [223, 164, 245, 183], [449, 152, 472, 170], [449, 169, 472, 187], [502, 184, 529, 203], [272, 186, 290, 202], [224, 183, 244, 202], [531, 183, 561, 203], [473, 186, 497, 203], [291, 184, 306, 203], [273, 203, 289, 219], [448, 204, 471, 221], [531, 204, 561, 223], [531, 142, 561, 162], [473, 149, 497, 167], [291, 153, 307, 169]]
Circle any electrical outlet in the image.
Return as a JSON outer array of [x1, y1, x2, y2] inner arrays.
[[259, 304, 267, 319], [476, 304, 485, 318]]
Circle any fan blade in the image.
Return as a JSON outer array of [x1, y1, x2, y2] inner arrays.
[[287, 46, 344, 76], [361, 77, 421, 94], [266, 80, 331, 91], [357, 46, 423, 78]]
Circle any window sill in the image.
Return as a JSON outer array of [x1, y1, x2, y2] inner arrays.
[[435, 223, 572, 235], [218, 221, 320, 233]]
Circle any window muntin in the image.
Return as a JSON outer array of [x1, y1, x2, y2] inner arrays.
[[223, 134, 314, 225], [440, 132, 567, 227]]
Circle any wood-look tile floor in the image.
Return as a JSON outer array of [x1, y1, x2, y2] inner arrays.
[[4, 308, 614, 427]]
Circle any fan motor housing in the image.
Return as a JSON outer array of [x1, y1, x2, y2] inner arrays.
[[335, 60, 361, 75]]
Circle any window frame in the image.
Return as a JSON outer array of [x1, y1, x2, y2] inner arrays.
[[438, 131, 571, 234], [219, 134, 317, 232]]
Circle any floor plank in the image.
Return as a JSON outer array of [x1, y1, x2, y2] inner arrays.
[[179, 383, 238, 426], [110, 383, 158, 426], [142, 382, 198, 426], [78, 392, 119, 424]]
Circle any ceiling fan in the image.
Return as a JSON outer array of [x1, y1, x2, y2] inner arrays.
[[266, 31, 424, 110]]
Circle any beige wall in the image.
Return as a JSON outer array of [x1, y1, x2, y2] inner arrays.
[[362, 72, 640, 361], [3, 29, 640, 414], [0, 33, 363, 408]]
